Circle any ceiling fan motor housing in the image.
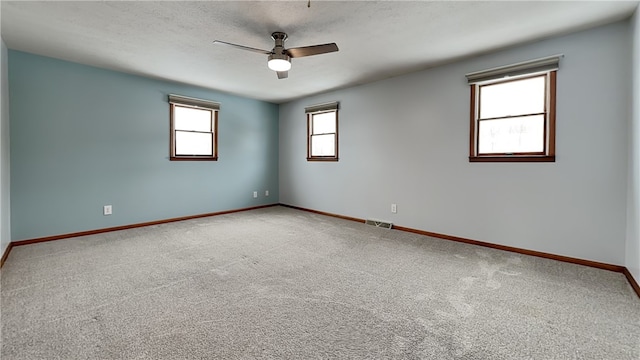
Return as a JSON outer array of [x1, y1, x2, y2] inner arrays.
[[268, 52, 291, 63], [271, 32, 289, 56], [268, 32, 291, 71]]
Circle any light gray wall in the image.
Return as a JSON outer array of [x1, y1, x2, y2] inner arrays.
[[1, 39, 10, 257], [9, 51, 279, 241], [280, 21, 630, 265], [627, 8, 640, 282]]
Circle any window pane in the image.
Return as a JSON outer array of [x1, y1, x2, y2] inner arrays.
[[311, 134, 335, 156], [174, 106, 212, 132], [480, 76, 545, 119], [312, 112, 336, 134], [175, 131, 212, 155], [478, 115, 544, 154]]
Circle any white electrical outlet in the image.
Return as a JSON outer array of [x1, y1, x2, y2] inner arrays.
[[265, 190, 269, 196], [253, 191, 258, 198], [103, 205, 112, 216], [391, 204, 397, 214]]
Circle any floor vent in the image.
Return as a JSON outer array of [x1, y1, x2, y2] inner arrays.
[[365, 219, 393, 229]]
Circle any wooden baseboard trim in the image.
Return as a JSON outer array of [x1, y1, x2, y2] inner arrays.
[[392, 224, 625, 272], [622, 267, 640, 298], [280, 203, 639, 298], [6, 204, 278, 253], [279, 204, 364, 223], [0, 242, 13, 268]]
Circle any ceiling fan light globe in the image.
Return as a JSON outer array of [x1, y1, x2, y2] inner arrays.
[[268, 58, 291, 72]]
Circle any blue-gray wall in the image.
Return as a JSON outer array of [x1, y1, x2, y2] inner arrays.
[[1, 39, 10, 255], [627, 7, 640, 284], [280, 21, 630, 266], [9, 51, 279, 240]]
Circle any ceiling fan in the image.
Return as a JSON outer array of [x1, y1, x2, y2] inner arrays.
[[213, 32, 339, 79]]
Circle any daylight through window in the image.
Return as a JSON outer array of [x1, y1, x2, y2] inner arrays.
[[467, 55, 560, 162], [306, 102, 339, 161], [169, 95, 219, 161]]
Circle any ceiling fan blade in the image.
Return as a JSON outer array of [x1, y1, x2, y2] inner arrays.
[[277, 71, 289, 79], [286, 43, 339, 58], [213, 40, 271, 55]]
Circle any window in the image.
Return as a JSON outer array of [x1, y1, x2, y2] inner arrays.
[[169, 95, 219, 161], [466, 55, 560, 162], [306, 102, 339, 161]]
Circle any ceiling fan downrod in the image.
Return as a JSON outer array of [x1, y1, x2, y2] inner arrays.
[[271, 32, 288, 49]]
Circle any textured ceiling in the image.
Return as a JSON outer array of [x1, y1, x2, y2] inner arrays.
[[1, 1, 638, 103]]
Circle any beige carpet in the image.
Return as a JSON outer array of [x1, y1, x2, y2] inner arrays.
[[1, 206, 639, 359]]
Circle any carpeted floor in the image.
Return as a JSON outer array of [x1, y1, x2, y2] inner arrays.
[[1, 206, 638, 359]]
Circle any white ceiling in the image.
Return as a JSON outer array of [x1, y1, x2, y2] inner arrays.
[[1, 1, 638, 103]]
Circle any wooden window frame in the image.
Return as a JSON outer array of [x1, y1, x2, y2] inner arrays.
[[469, 71, 556, 163], [170, 103, 218, 161], [307, 109, 339, 162]]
